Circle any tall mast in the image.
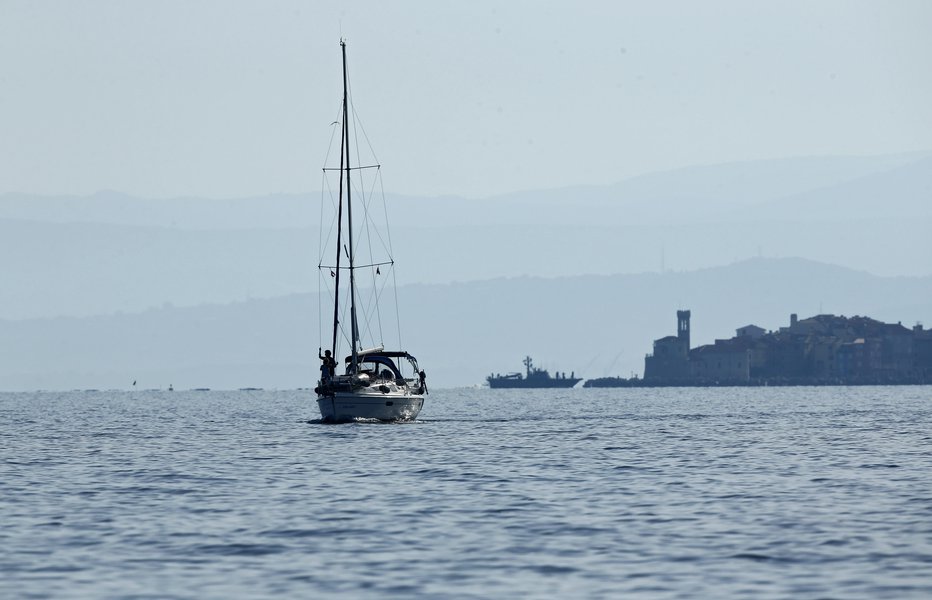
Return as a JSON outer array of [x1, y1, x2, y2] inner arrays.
[[341, 40, 360, 373], [330, 57, 346, 357]]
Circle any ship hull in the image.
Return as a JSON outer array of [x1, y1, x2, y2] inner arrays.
[[488, 378, 581, 389], [317, 390, 424, 422]]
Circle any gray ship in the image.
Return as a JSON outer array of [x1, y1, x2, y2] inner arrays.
[[487, 356, 581, 389]]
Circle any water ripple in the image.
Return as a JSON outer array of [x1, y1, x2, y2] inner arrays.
[[1, 387, 931, 599]]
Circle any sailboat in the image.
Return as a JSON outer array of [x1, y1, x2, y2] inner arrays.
[[314, 40, 427, 422]]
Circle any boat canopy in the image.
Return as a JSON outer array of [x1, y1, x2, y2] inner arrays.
[[344, 350, 418, 362], [343, 350, 419, 378]]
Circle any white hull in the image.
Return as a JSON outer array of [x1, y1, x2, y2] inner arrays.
[[317, 390, 424, 422]]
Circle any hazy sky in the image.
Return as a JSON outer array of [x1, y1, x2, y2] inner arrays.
[[1, 0, 930, 199]]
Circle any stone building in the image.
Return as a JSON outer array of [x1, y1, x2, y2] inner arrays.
[[642, 311, 930, 384], [689, 338, 752, 383], [643, 310, 691, 381], [736, 324, 766, 339]]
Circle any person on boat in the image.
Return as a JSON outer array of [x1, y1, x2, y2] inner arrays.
[[319, 348, 336, 382]]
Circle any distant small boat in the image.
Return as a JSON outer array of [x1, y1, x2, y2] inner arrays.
[[487, 356, 581, 389]]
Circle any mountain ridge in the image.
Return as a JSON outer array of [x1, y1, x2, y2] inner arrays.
[[2, 152, 929, 319], [3, 151, 928, 228], [2, 257, 929, 391]]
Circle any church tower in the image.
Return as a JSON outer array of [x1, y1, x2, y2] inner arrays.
[[677, 310, 691, 350]]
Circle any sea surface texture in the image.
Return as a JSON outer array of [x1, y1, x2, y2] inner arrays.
[[3, 387, 932, 599]]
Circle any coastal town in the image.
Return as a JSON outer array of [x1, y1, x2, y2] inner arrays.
[[586, 310, 932, 387]]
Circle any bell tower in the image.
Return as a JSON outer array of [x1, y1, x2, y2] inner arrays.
[[677, 310, 691, 350]]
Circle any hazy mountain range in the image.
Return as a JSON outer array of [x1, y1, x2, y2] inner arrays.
[[2, 152, 930, 320], [1, 152, 929, 390], [1, 257, 930, 391]]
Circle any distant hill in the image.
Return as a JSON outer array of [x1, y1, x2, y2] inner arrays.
[[1, 153, 929, 319], [729, 156, 932, 221], [3, 153, 927, 228], [1, 257, 929, 391]]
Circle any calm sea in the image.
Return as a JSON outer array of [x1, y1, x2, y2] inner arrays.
[[2, 386, 931, 599]]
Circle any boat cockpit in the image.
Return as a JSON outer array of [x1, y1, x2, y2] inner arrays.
[[343, 351, 420, 384]]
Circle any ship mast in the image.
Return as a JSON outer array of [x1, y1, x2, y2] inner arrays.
[[330, 53, 346, 360], [341, 40, 360, 374]]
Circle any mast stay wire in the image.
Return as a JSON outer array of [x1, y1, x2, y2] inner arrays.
[[346, 64, 399, 349], [323, 49, 405, 355], [318, 106, 344, 351]]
